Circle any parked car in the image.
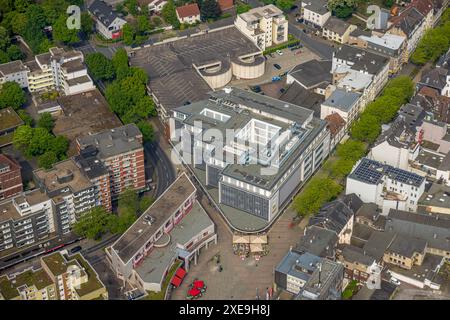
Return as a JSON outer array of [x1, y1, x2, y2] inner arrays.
[[70, 246, 82, 254], [273, 63, 281, 70], [272, 76, 281, 82], [390, 277, 401, 286], [250, 85, 261, 93], [276, 49, 283, 55], [279, 88, 286, 93]]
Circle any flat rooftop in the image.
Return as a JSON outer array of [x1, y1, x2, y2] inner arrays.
[[135, 201, 213, 285], [112, 173, 196, 263], [129, 26, 262, 112], [33, 159, 92, 195], [0, 189, 50, 222], [0, 60, 27, 76], [77, 124, 142, 159], [53, 89, 122, 156], [0, 107, 24, 132]]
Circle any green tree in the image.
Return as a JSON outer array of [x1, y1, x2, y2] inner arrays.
[[14, 0, 31, 13], [37, 112, 54, 132], [38, 150, 58, 169], [137, 120, 155, 142], [201, 0, 221, 20], [351, 114, 381, 143], [139, 196, 154, 214], [0, 81, 27, 110], [125, 0, 138, 15], [7, 45, 23, 61], [335, 139, 366, 162], [118, 188, 139, 214], [0, 26, 11, 52], [122, 23, 136, 46], [10, 12, 28, 35], [27, 127, 53, 157], [0, 50, 9, 63], [12, 125, 33, 152], [80, 12, 94, 37], [73, 206, 114, 240], [53, 14, 80, 44], [17, 109, 33, 126], [162, 0, 180, 28], [85, 52, 116, 81], [137, 15, 150, 34], [112, 48, 131, 80], [49, 135, 69, 159], [275, 0, 294, 12], [236, 3, 251, 14]]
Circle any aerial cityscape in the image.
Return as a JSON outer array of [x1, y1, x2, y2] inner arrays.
[[0, 0, 449, 303]]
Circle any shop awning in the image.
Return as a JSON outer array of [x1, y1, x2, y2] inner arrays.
[[175, 267, 187, 280], [171, 276, 182, 288], [233, 235, 251, 244], [250, 243, 264, 253], [250, 235, 268, 244]]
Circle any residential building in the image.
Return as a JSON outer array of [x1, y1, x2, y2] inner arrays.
[[41, 252, 108, 300], [387, 6, 426, 57], [26, 47, 95, 95], [410, 148, 447, 180], [0, 189, 55, 254], [346, 158, 426, 214], [322, 17, 357, 44], [176, 3, 201, 24], [76, 124, 146, 198], [298, 226, 338, 259], [137, 0, 167, 14], [354, 203, 386, 231], [33, 159, 98, 235], [300, 0, 331, 28], [0, 154, 22, 201], [411, 87, 450, 124], [107, 173, 217, 295], [431, 0, 449, 26], [332, 46, 390, 110], [0, 107, 24, 148], [308, 194, 363, 244], [370, 104, 425, 170], [357, 33, 407, 74], [218, 0, 234, 12], [386, 208, 450, 258], [324, 112, 346, 151], [0, 60, 29, 88], [418, 119, 450, 154], [410, 0, 434, 30], [274, 250, 322, 295], [0, 252, 107, 300], [234, 4, 288, 51], [337, 244, 379, 283], [88, 0, 127, 40], [170, 87, 330, 224], [0, 269, 56, 300], [419, 182, 450, 215], [320, 88, 361, 130], [74, 147, 112, 211], [382, 233, 427, 270], [296, 258, 344, 300], [417, 67, 450, 98]]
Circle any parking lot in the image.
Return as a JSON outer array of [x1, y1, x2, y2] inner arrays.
[[230, 46, 319, 89]]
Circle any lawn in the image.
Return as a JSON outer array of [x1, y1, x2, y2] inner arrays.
[[342, 280, 359, 299]]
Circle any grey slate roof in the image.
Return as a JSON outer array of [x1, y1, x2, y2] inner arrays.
[[323, 16, 352, 36], [275, 250, 322, 282], [279, 83, 324, 117], [418, 68, 449, 91], [386, 208, 450, 252], [298, 226, 338, 258], [322, 88, 361, 112], [334, 45, 389, 75], [385, 233, 427, 257], [288, 59, 332, 89], [302, 0, 329, 15], [363, 231, 395, 261], [341, 244, 376, 266], [89, 0, 124, 27], [308, 194, 362, 235]]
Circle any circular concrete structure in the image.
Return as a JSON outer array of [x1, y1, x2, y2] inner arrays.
[[232, 55, 265, 79], [199, 60, 233, 89]]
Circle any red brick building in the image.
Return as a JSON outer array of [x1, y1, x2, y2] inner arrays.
[[0, 154, 22, 201], [76, 124, 146, 199]]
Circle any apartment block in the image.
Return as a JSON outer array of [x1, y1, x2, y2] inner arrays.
[[300, 0, 331, 28], [107, 173, 216, 295], [0, 252, 107, 300], [33, 160, 98, 235], [41, 252, 108, 300], [0, 154, 22, 201], [5, 47, 95, 95], [0, 189, 55, 254], [76, 124, 146, 198], [235, 4, 288, 51], [346, 158, 426, 215]]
